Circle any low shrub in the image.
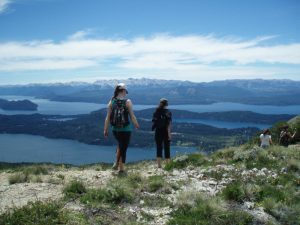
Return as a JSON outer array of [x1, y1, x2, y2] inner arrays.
[[57, 174, 65, 180], [8, 172, 29, 184], [274, 173, 299, 186], [80, 185, 133, 205], [104, 185, 133, 204], [63, 180, 87, 200], [168, 194, 253, 225], [0, 201, 67, 225], [24, 165, 49, 175], [127, 172, 143, 188], [212, 147, 235, 161], [203, 170, 224, 181], [266, 203, 300, 225], [142, 194, 170, 207], [146, 175, 165, 193], [287, 159, 300, 172], [245, 151, 278, 170], [256, 184, 286, 203], [165, 153, 207, 171], [221, 181, 245, 203]]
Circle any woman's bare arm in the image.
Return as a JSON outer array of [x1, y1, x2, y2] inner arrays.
[[104, 100, 112, 137], [126, 99, 139, 129]]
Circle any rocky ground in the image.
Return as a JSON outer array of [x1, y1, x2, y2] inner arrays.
[[1, 149, 290, 225]]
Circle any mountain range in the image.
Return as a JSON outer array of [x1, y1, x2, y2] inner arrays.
[[0, 78, 299, 105]]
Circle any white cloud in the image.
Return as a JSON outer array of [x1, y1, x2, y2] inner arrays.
[[0, 0, 11, 14], [0, 59, 97, 71], [67, 29, 94, 40], [0, 33, 299, 81]]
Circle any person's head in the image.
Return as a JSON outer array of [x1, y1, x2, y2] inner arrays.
[[158, 98, 168, 109], [282, 125, 289, 131], [113, 83, 128, 99], [263, 129, 270, 135]]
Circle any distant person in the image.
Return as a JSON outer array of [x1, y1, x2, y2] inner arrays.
[[104, 83, 139, 174], [259, 129, 272, 148], [279, 125, 297, 147], [152, 98, 172, 168]]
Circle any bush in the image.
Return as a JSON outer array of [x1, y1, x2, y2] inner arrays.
[[142, 194, 170, 207], [80, 177, 134, 205], [168, 194, 253, 225], [243, 183, 260, 202], [221, 181, 245, 203], [165, 153, 207, 171], [0, 201, 67, 225], [266, 203, 300, 225], [127, 172, 143, 188], [80, 188, 106, 205], [287, 159, 300, 172], [245, 151, 278, 170], [104, 185, 133, 204], [256, 184, 286, 203], [8, 165, 50, 184], [147, 175, 165, 193], [212, 147, 235, 161], [80, 185, 133, 205], [8, 172, 29, 184], [232, 147, 260, 162], [63, 180, 87, 199], [24, 165, 49, 175], [275, 173, 298, 186]]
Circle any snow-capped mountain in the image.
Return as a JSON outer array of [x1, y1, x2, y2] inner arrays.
[[0, 78, 299, 105]]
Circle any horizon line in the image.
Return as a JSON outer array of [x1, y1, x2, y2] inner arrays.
[[0, 77, 300, 86]]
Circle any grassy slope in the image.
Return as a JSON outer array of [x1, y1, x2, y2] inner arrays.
[[1, 116, 299, 224], [1, 144, 299, 225]]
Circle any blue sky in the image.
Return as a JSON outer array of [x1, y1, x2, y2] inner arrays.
[[0, 0, 299, 84]]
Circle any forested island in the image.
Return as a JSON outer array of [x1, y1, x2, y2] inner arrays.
[[1, 108, 293, 151], [0, 113, 256, 151], [0, 99, 38, 111], [135, 109, 294, 124]]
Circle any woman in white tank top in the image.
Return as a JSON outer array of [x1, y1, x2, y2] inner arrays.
[[259, 129, 272, 148]]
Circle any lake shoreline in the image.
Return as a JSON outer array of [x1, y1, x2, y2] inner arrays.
[[0, 95, 300, 116]]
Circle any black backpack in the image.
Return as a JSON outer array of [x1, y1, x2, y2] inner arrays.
[[152, 109, 171, 130], [279, 131, 289, 146], [110, 99, 129, 128]]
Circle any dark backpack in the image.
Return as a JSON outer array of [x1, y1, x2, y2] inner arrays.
[[152, 109, 171, 130], [279, 131, 289, 146], [110, 99, 129, 128]]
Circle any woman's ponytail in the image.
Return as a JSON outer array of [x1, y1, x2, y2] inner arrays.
[[112, 86, 120, 100]]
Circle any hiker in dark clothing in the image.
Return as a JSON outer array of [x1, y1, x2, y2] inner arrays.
[[104, 83, 139, 173], [279, 125, 297, 147], [152, 98, 172, 168]]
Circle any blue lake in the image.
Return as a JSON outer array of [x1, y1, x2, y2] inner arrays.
[[0, 95, 299, 115], [0, 95, 299, 129], [174, 119, 270, 129], [0, 95, 151, 115], [0, 134, 197, 165]]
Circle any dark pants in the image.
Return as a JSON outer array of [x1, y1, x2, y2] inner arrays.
[[113, 131, 131, 163], [155, 129, 170, 159]]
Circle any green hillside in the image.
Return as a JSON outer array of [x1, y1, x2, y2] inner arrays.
[[0, 116, 299, 224]]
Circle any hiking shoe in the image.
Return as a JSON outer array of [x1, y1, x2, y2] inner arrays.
[[112, 162, 118, 170]]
